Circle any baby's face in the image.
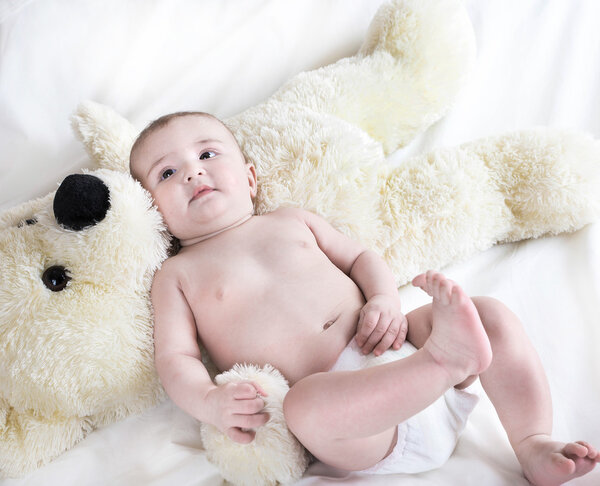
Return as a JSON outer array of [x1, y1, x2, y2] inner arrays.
[[130, 115, 256, 242]]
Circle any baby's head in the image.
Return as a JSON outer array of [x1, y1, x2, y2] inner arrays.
[[130, 112, 257, 245]]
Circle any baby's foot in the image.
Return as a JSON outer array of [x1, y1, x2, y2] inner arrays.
[[412, 271, 492, 386], [516, 434, 599, 485]]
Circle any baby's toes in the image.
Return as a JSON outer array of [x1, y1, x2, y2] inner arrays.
[[428, 271, 444, 298], [438, 278, 452, 305], [449, 282, 469, 306], [551, 451, 577, 475], [425, 270, 436, 291], [575, 441, 598, 459], [563, 442, 591, 459], [411, 273, 427, 289]]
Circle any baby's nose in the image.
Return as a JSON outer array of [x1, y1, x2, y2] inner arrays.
[[185, 165, 206, 182], [186, 170, 204, 182]]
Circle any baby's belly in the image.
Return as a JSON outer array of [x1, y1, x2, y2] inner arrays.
[[267, 307, 361, 384], [194, 244, 367, 384], [204, 298, 363, 385]]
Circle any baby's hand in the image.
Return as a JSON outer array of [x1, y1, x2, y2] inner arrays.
[[203, 381, 269, 443], [355, 294, 408, 356]]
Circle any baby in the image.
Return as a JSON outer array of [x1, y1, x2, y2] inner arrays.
[[129, 111, 599, 484]]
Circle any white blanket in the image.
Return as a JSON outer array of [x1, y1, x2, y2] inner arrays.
[[1, 0, 599, 484]]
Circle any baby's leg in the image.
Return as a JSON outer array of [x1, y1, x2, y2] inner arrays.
[[283, 274, 491, 471], [410, 271, 599, 485]]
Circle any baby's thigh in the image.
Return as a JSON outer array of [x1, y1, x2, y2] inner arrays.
[[405, 303, 433, 349], [305, 428, 397, 472], [283, 373, 397, 471]]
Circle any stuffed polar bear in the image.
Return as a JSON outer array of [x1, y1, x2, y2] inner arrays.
[[1, 0, 600, 483]]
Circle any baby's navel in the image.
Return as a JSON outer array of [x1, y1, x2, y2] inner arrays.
[[322, 320, 334, 331]]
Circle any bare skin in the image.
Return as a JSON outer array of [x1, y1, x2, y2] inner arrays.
[[130, 113, 598, 483], [410, 273, 599, 485], [284, 270, 493, 470]]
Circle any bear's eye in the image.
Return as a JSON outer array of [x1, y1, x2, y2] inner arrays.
[[17, 218, 37, 228], [42, 266, 71, 292]]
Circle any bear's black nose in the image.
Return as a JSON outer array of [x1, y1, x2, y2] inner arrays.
[[53, 174, 110, 231]]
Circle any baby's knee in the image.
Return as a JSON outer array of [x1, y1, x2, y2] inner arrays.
[[283, 379, 313, 438], [471, 296, 519, 343], [283, 373, 334, 444]]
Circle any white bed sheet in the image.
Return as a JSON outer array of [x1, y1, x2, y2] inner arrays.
[[1, 0, 599, 485]]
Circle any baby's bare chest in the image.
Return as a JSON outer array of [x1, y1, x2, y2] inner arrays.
[[176, 220, 363, 378], [182, 227, 346, 320]]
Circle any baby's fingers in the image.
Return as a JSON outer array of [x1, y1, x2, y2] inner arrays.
[[226, 411, 270, 443], [360, 317, 391, 355], [227, 427, 256, 444], [232, 381, 268, 400], [234, 411, 270, 430], [233, 395, 267, 415], [392, 315, 408, 350], [372, 318, 402, 356], [355, 309, 381, 349]]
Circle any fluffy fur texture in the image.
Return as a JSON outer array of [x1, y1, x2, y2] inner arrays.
[[0, 168, 170, 476], [201, 365, 308, 486], [1, 0, 600, 482]]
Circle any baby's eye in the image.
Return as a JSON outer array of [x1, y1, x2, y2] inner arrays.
[[199, 151, 216, 160], [160, 168, 176, 181]]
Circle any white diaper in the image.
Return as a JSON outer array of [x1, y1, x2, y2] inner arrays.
[[330, 340, 479, 474]]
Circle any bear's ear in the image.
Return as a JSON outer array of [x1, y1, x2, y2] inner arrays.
[[71, 100, 138, 173]]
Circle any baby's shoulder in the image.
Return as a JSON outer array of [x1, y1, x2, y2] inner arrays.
[[154, 252, 190, 281], [268, 206, 313, 222], [268, 207, 330, 234]]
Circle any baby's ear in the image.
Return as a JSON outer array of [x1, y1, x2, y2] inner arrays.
[[71, 100, 138, 173], [246, 163, 258, 198]]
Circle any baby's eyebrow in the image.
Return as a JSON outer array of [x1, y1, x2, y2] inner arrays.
[[145, 139, 223, 176], [195, 138, 222, 146], [147, 153, 171, 176]]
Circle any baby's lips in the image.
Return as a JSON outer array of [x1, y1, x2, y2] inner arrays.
[[191, 185, 214, 201]]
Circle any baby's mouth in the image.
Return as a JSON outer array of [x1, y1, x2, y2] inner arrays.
[[191, 185, 214, 201]]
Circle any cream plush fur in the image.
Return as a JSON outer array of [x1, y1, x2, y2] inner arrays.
[[0, 165, 170, 477], [1, 0, 600, 483]]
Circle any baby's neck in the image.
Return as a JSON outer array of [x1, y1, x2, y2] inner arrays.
[[181, 212, 254, 247]]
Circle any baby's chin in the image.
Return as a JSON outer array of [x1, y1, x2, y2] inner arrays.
[[173, 233, 197, 247], [176, 231, 212, 247], [167, 223, 205, 242]]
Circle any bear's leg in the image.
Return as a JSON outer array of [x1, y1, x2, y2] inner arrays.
[[0, 403, 91, 478], [375, 128, 600, 286], [468, 128, 600, 241]]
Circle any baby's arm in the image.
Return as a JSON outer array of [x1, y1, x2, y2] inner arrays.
[[151, 262, 268, 443], [288, 208, 407, 355]]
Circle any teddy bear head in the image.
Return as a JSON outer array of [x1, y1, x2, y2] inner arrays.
[[0, 165, 169, 422]]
